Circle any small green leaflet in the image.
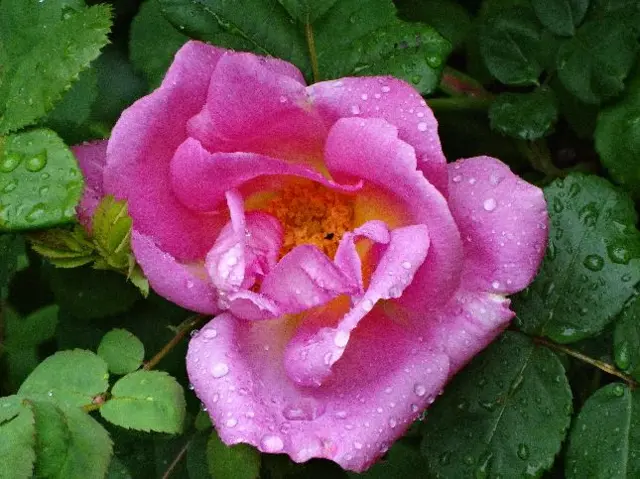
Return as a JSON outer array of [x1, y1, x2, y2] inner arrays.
[[595, 68, 640, 197], [18, 349, 109, 408], [531, 0, 589, 36], [98, 329, 145, 375], [613, 295, 640, 378], [29, 225, 96, 268], [0, 396, 37, 479], [512, 174, 640, 343], [0, 129, 84, 232], [29, 400, 72, 478], [489, 88, 559, 140], [0, 2, 112, 133], [421, 332, 572, 478], [100, 370, 186, 434], [566, 383, 640, 478], [207, 430, 261, 479], [556, 18, 639, 104], [92, 195, 133, 272]]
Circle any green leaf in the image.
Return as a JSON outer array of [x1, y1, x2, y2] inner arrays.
[[595, 68, 640, 197], [352, 443, 428, 478], [98, 329, 145, 375], [18, 349, 109, 408], [157, 0, 310, 75], [47, 265, 140, 319], [106, 457, 133, 479], [321, 20, 451, 95], [613, 294, 640, 378], [4, 305, 59, 387], [395, 0, 473, 48], [489, 88, 559, 140], [0, 3, 112, 133], [556, 18, 639, 104], [587, 0, 640, 34], [0, 396, 36, 479], [130, 0, 188, 89], [29, 225, 96, 268], [0, 129, 84, 232], [100, 370, 186, 433], [512, 174, 640, 343], [28, 400, 71, 478], [479, 6, 545, 86], [277, 0, 338, 23], [55, 407, 113, 479], [207, 430, 261, 479], [531, 0, 589, 36], [551, 76, 599, 138], [187, 432, 210, 479], [421, 332, 572, 478], [566, 383, 640, 478]]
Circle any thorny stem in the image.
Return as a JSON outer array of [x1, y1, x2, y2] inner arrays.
[[305, 19, 320, 83], [534, 336, 639, 388], [143, 314, 208, 371], [161, 440, 192, 479]]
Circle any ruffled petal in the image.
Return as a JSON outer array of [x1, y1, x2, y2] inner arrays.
[[283, 225, 429, 387], [260, 245, 358, 315], [309, 77, 448, 195], [206, 190, 283, 292], [187, 52, 326, 161], [170, 138, 362, 212], [447, 157, 548, 294], [103, 41, 227, 260], [131, 231, 218, 314], [72, 140, 107, 230], [324, 117, 462, 309], [187, 312, 450, 472]]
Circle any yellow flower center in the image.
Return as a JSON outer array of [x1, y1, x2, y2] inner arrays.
[[262, 180, 355, 258]]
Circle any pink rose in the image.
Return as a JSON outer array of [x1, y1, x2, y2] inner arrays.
[[74, 41, 548, 471]]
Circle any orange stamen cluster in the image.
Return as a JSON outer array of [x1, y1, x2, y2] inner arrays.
[[263, 181, 354, 258]]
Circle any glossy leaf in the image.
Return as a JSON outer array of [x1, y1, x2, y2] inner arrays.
[[0, 396, 36, 479], [489, 88, 558, 140], [531, 0, 589, 36], [207, 430, 261, 479], [28, 400, 71, 478], [566, 383, 640, 478], [613, 295, 640, 378], [513, 174, 640, 343], [0, 129, 84, 232]]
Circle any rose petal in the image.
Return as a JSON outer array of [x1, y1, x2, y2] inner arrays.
[[206, 190, 283, 292], [447, 156, 548, 294], [309, 77, 448, 195], [260, 245, 359, 315], [103, 41, 228, 260], [132, 230, 217, 314], [188, 310, 450, 472], [283, 224, 429, 387], [187, 52, 326, 161], [72, 140, 107, 230], [324, 117, 462, 309], [170, 138, 362, 212]]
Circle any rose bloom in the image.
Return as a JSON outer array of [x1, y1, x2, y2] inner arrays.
[[74, 41, 547, 471]]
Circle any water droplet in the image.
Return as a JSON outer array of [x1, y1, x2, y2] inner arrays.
[[2, 181, 17, 193], [552, 197, 564, 213], [426, 55, 442, 68], [607, 244, 631, 265], [402, 261, 411, 270], [211, 362, 229, 378], [439, 451, 451, 465], [583, 254, 604, 272], [261, 434, 284, 452], [452, 175, 462, 183], [361, 299, 374, 312], [25, 151, 47, 172], [38, 185, 49, 196], [414, 383, 426, 397], [0, 152, 22, 173], [381, 86, 391, 93], [411, 74, 421, 84], [517, 443, 530, 460], [388, 418, 397, 428], [483, 198, 497, 212], [334, 330, 350, 348], [226, 418, 238, 428], [417, 122, 428, 132], [25, 203, 46, 223], [475, 451, 493, 479], [492, 280, 500, 289], [335, 410, 348, 419], [350, 105, 361, 115], [578, 202, 598, 227], [203, 329, 218, 339], [361, 93, 368, 100], [612, 384, 625, 397]]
